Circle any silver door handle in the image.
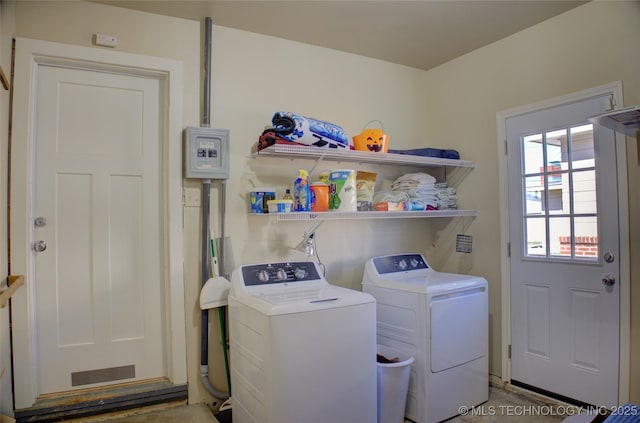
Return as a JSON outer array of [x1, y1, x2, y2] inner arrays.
[[33, 240, 47, 252], [602, 275, 615, 286]]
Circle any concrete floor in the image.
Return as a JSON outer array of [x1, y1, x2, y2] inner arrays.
[[442, 386, 569, 422], [69, 385, 587, 422], [67, 402, 217, 422]]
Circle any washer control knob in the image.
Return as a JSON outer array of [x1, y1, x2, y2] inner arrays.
[[294, 267, 307, 280], [398, 260, 407, 270], [276, 269, 287, 281], [257, 270, 269, 282], [410, 258, 419, 268]]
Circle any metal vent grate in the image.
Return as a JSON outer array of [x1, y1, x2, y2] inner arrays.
[[456, 234, 473, 253]]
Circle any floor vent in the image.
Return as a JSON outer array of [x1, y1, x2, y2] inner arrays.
[[14, 381, 188, 423]]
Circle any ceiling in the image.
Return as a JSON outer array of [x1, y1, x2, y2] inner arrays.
[[94, 0, 588, 71]]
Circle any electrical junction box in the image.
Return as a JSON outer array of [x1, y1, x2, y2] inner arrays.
[[184, 127, 230, 180]]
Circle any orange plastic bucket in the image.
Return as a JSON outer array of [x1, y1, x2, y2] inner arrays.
[[352, 121, 389, 153]]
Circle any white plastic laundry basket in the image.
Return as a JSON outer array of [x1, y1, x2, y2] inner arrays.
[[377, 344, 414, 423]]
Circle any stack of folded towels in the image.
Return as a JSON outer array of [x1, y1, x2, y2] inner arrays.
[[391, 173, 438, 210], [435, 182, 458, 210]]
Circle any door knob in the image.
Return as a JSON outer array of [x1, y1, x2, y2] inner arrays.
[[33, 240, 47, 252], [602, 275, 615, 286]]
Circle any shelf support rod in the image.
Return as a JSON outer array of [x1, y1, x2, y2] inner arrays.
[[308, 151, 328, 176]]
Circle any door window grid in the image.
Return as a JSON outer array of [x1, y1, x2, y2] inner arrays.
[[521, 124, 598, 260]]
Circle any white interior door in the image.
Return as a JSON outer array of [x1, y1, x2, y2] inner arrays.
[[10, 39, 188, 408], [507, 93, 620, 407], [33, 64, 164, 394]]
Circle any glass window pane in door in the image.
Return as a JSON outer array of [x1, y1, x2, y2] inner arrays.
[[549, 217, 571, 258], [546, 173, 565, 215], [574, 216, 598, 260], [573, 170, 597, 214], [523, 134, 544, 175], [545, 129, 566, 172], [525, 176, 544, 215], [525, 217, 546, 256], [570, 124, 595, 169]]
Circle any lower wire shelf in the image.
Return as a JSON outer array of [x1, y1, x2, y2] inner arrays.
[[252, 209, 477, 221]]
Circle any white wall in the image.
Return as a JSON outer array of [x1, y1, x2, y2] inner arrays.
[[423, 0, 640, 401], [208, 24, 438, 279]]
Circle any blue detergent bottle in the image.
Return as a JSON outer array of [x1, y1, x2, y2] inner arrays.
[[293, 169, 310, 212]]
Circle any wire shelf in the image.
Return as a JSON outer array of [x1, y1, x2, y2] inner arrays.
[[251, 209, 478, 221], [253, 144, 476, 169]]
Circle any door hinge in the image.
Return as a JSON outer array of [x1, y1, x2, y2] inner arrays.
[[508, 344, 512, 359], [507, 242, 511, 257], [504, 139, 508, 155]]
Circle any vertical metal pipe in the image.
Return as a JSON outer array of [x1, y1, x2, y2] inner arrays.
[[201, 179, 211, 366], [200, 17, 229, 401], [203, 16, 212, 127]]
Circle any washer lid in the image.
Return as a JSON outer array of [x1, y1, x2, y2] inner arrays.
[[365, 271, 487, 294], [230, 284, 375, 315], [362, 254, 487, 294], [230, 261, 375, 315]]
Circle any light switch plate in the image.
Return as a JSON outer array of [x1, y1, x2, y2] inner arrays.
[[95, 33, 118, 47]]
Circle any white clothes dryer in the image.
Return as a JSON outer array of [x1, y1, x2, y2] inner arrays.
[[362, 253, 488, 423], [229, 260, 377, 423]]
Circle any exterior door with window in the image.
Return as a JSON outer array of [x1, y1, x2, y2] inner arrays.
[[507, 93, 619, 406]]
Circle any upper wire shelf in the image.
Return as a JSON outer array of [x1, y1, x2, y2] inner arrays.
[[253, 144, 476, 169]]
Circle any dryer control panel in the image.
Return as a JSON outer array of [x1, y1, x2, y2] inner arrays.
[[373, 254, 429, 274], [241, 261, 321, 286]]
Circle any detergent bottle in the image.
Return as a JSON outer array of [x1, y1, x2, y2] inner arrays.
[[293, 169, 310, 212]]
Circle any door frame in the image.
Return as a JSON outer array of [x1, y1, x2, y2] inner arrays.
[[10, 37, 187, 408], [496, 82, 630, 403]]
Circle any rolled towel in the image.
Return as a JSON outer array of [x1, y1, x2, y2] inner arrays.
[[267, 111, 349, 148]]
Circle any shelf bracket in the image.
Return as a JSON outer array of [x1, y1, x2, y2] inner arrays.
[[308, 151, 328, 176], [303, 217, 325, 236]]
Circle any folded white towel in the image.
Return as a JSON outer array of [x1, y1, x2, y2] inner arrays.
[[394, 172, 436, 184]]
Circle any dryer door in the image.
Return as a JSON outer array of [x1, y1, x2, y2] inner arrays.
[[429, 287, 487, 372]]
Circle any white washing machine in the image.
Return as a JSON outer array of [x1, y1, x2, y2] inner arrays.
[[362, 253, 488, 423], [229, 260, 377, 423]]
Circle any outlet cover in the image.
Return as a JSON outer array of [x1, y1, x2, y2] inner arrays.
[[183, 187, 201, 207]]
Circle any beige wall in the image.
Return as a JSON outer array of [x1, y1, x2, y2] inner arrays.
[[1, 0, 638, 414], [0, 1, 12, 418], [423, 0, 640, 402]]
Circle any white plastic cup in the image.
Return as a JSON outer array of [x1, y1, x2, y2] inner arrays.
[[377, 344, 414, 423]]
